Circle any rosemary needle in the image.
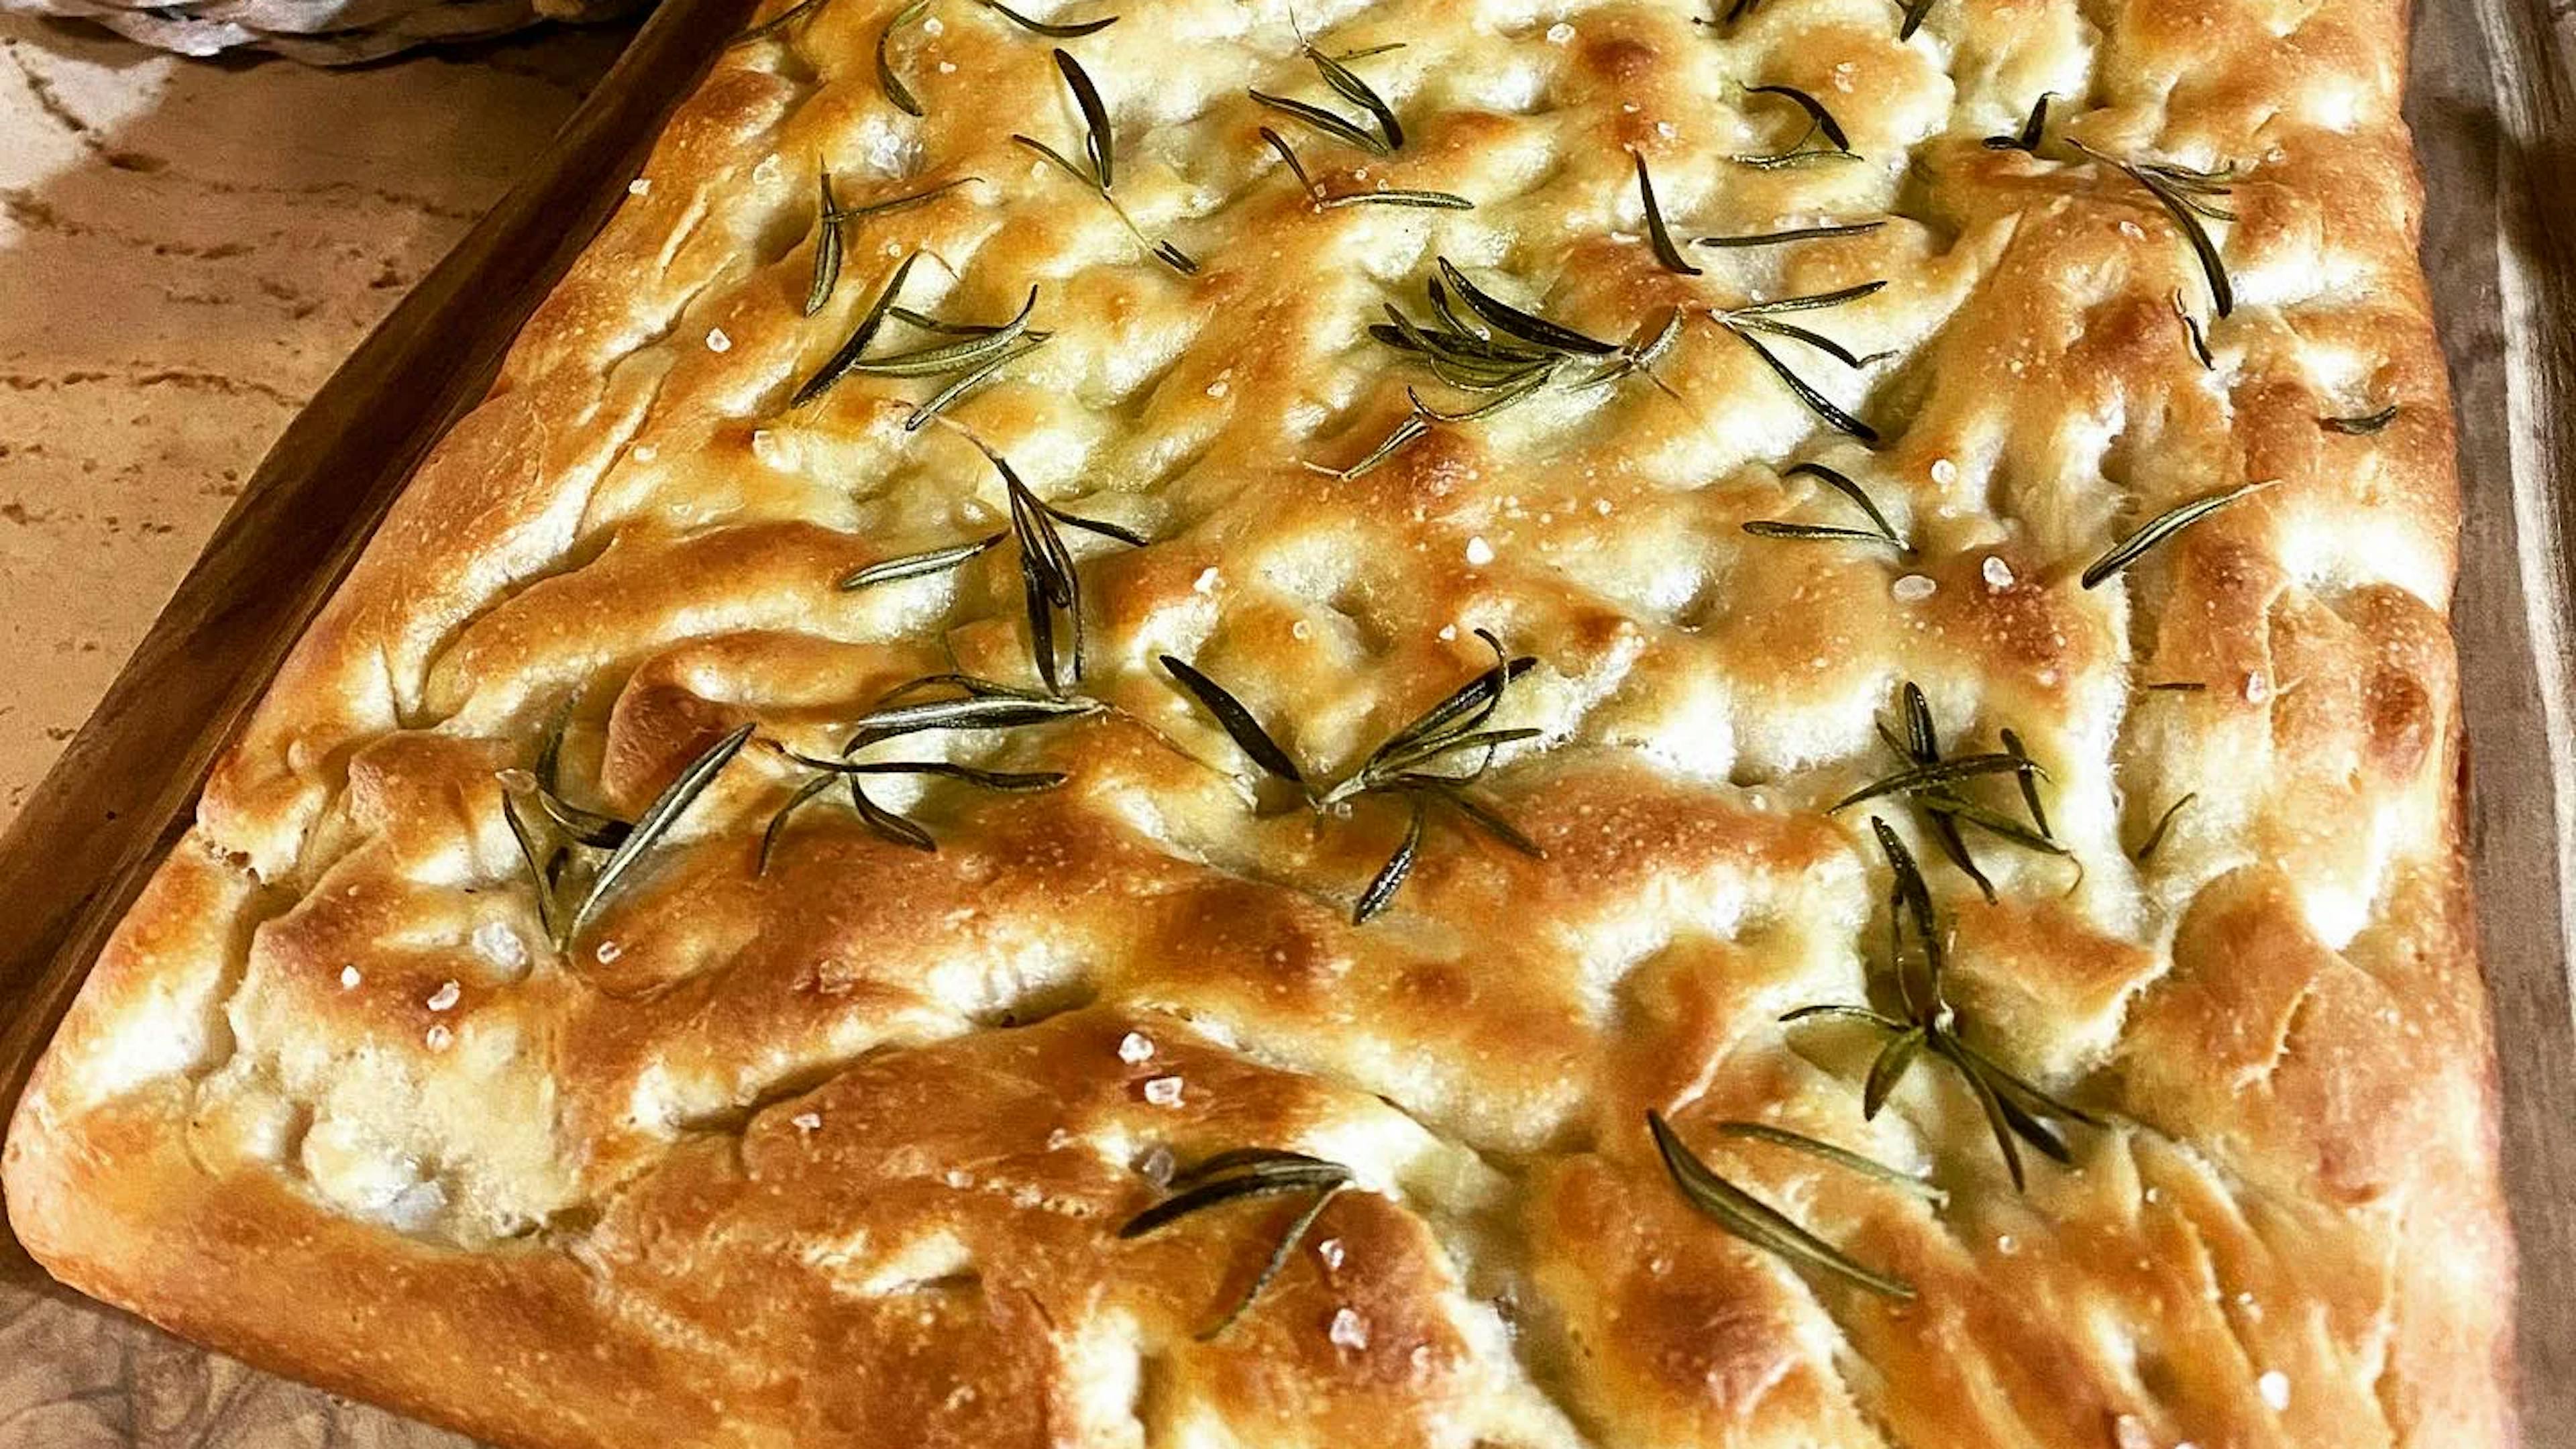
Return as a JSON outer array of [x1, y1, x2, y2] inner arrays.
[[1631, 153, 1701, 275], [566, 723, 756, 945], [1120, 1148, 1354, 1338], [2322, 405, 2400, 435], [1648, 1112, 1916, 1299], [2080, 480, 2273, 589]]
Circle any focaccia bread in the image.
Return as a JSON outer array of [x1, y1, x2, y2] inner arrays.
[[3, 0, 2514, 1444]]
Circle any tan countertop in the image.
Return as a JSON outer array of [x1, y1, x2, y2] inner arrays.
[[0, 17, 619, 1445], [0, 15, 624, 830]]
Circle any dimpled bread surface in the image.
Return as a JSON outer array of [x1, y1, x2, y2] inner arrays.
[[2, 0, 2511, 1446]]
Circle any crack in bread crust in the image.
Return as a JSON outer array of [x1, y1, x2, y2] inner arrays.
[[3, 0, 2514, 1445]]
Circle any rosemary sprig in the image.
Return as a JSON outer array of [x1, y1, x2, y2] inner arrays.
[[2146, 680, 2208, 692], [748, 674, 1101, 861], [1305, 40, 1402, 148], [1338, 260, 1670, 477], [1713, 282, 1887, 441], [756, 774, 835, 873], [974, 0, 1116, 36], [2000, 729, 2049, 839], [1714, 1120, 1947, 1203], [849, 289, 1044, 376], [1258, 128, 1470, 211], [564, 722, 757, 946], [804, 174, 978, 317], [1897, 0, 1937, 38], [910, 339, 1052, 430], [2132, 792, 2196, 862], [798, 253, 1053, 423], [759, 740, 1067, 861], [498, 704, 635, 943], [1743, 461, 1908, 550], [1326, 413, 1432, 480], [841, 535, 1006, 588], [1860, 682, 2065, 901], [502, 791, 567, 944], [1631, 154, 1701, 275], [1437, 257, 1617, 356], [845, 673, 1105, 750], [1120, 1148, 1353, 1338], [533, 785, 628, 848], [1162, 655, 1305, 782], [1250, 38, 1404, 156], [806, 174, 846, 317], [1697, 220, 1886, 249], [1782, 817, 2102, 1189], [519, 700, 630, 847], [1014, 48, 1198, 274], [1733, 85, 1859, 170], [1646, 1111, 1916, 1299], [877, 0, 933, 117], [796, 251, 919, 406], [1159, 631, 1545, 923], [1250, 91, 1386, 156], [2079, 479, 2271, 589], [842, 435, 1144, 692], [1983, 94, 2051, 152], [2173, 289, 2214, 370], [2322, 405, 2399, 435], [2072, 141, 2238, 319], [1831, 754, 2043, 812]]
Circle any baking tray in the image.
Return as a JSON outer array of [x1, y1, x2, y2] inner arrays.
[[0, 0, 2565, 1442]]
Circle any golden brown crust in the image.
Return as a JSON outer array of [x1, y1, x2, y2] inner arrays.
[[5, 0, 2513, 1444]]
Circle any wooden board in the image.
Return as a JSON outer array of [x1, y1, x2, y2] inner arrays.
[[0, 0, 2564, 1443], [2410, 0, 2576, 1443]]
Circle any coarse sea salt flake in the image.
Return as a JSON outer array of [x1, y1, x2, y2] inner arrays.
[[1464, 535, 1497, 566], [426, 980, 461, 1013], [474, 920, 525, 971], [1117, 1031, 1155, 1064], [1143, 1076, 1185, 1106], [1328, 1307, 1370, 1350]]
